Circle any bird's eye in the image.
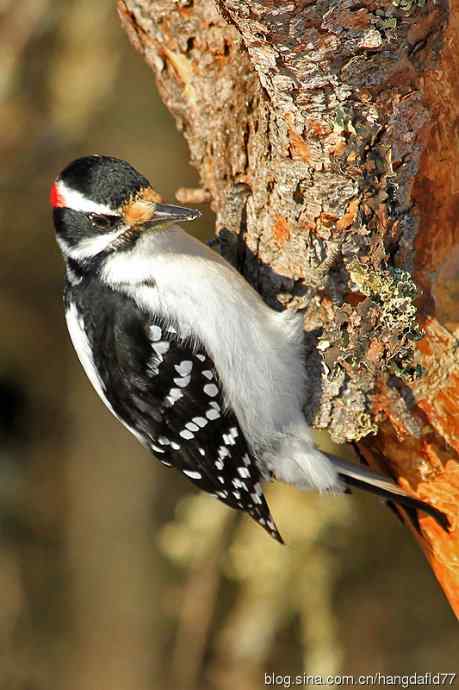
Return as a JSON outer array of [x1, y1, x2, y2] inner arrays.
[[88, 213, 119, 231]]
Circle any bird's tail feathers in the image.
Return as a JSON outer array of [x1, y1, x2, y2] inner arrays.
[[328, 455, 450, 531]]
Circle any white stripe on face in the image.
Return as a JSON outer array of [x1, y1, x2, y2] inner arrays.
[[53, 179, 127, 260], [63, 228, 127, 261], [55, 180, 115, 215]]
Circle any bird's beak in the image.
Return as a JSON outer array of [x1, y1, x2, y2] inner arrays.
[[123, 197, 201, 229], [149, 203, 201, 225]]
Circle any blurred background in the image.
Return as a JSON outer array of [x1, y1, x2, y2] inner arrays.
[[0, 1, 457, 688]]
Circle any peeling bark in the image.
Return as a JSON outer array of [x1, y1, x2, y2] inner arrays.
[[118, 0, 459, 616]]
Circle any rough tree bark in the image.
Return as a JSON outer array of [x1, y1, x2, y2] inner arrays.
[[117, 0, 459, 616]]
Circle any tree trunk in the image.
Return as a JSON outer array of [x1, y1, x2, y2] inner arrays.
[[118, 0, 459, 616]]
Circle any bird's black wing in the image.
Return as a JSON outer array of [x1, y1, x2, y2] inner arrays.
[[78, 286, 282, 543]]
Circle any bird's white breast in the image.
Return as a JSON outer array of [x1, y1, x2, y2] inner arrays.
[[101, 227, 307, 454]]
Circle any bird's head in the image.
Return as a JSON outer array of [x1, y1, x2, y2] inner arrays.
[[51, 155, 200, 267]]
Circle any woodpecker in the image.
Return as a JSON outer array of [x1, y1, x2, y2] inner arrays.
[[51, 155, 448, 542]]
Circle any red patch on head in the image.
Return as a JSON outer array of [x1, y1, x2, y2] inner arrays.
[[50, 182, 64, 208]]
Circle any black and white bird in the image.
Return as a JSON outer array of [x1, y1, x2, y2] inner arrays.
[[51, 155, 448, 542]]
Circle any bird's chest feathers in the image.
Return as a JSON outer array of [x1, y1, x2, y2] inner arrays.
[[101, 235, 255, 366], [99, 230, 305, 447]]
